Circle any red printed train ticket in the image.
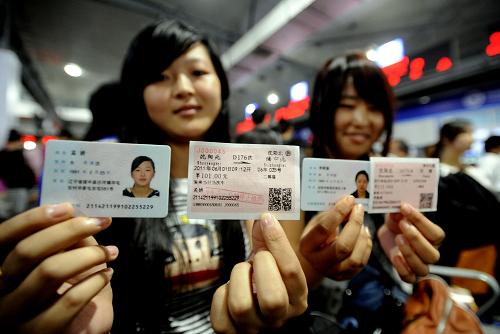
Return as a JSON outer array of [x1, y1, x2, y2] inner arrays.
[[369, 157, 439, 213], [187, 141, 301, 220]]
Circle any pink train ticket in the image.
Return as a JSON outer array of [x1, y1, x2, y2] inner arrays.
[[369, 157, 439, 213], [187, 141, 301, 220]]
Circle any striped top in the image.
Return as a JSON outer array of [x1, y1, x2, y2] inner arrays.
[[156, 178, 249, 334]]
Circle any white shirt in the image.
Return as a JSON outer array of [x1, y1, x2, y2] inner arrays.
[[476, 153, 500, 194]]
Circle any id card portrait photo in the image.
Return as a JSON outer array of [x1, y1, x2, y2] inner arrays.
[[40, 140, 171, 218]]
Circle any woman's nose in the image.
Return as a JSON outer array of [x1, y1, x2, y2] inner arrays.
[[173, 74, 195, 97], [352, 104, 369, 125]]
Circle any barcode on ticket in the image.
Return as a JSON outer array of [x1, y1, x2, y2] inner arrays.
[[419, 193, 433, 209], [268, 187, 292, 211]]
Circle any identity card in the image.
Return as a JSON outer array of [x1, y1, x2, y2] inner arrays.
[[187, 141, 301, 220], [40, 140, 171, 217], [301, 158, 371, 211], [301, 157, 439, 213]]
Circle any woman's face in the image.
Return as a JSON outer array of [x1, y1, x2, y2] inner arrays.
[[143, 43, 222, 142], [451, 128, 473, 154], [334, 77, 385, 159], [132, 161, 155, 187], [356, 174, 368, 192]]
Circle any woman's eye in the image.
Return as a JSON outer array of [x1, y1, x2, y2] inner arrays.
[[161, 74, 171, 81], [339, 103, 355, 109], [192, 69, 207, 76]]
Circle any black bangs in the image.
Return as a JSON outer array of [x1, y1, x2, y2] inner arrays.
[[123, 20, 202, 90], [147, 21, 200, 80], [350, 64, 393, 116]]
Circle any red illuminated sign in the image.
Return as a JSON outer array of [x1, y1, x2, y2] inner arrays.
[[235, 97, 310, 135], [486, 32, 500, 57], [382, 56, 453, 87]]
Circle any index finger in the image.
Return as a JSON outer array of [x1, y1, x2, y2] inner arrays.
[[0, 203, 74, 248], [400, 203, 445, 246], [300, 195, 355, 254], [256, 213, 307, 306]]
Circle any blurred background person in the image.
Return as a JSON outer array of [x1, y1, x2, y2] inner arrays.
[[428, 122, 500, 319], [432, 119, 473, 175], [476, 135, 500, 197], [0, 129, 37, 219], [279, 118, 301, 146], [389, 138, 410, 157], [278, 118, 309, 161], [83, 81, 122, 142], [235, 107, 282, 144]]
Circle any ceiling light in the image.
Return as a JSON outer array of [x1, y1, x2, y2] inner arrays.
[[290, 81, 308, 101], [366, 49, 377, 62], [367, 38, 405, 67], [23, 140, 37, 150], [245, 103, 258, 117], [267, 93, 279, 105], [64, 63, 83, 77]]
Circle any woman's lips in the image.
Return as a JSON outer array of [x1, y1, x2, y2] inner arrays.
[[174, 105, 201, 116], [344, 133, 370, 144]]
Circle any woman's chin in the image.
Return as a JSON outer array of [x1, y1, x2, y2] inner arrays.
[[172, 130, 206, 142]]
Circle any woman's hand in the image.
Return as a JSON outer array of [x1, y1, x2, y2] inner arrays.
[[0, 203, 117, 334], [299, 195, 372, 281], [378, 202, 445, 283], [210, 213, 308, 333]]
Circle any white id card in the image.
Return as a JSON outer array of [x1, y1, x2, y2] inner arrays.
[[187, 141, 301, 220], [40, 140, 170, 218], [301, 158, 371, 211], [301, 157, 439, 213]]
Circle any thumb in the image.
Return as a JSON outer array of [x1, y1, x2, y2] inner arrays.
[[250, 216, 268, 258]]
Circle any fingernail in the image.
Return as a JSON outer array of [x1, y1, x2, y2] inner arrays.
[[85, 217, 111, 228], [46, 203, 70, 218], [261, 213, 275, 227], [396, 234, 407, 246], [104, 267, 114, 278], [390, 247, 401, 261], [105, 245, 119, 258], [364, 226, 371, 237], [401, 202, 412, 214], [347, 195, 355, 204], [400, 219, 415, 232]]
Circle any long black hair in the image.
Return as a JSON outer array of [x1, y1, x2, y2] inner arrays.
[[310, 52, 395, 159], [105, 20, 244, 332], [119, 19, 231, 144]]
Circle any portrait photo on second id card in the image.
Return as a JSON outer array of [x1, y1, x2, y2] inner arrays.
[[301, 158, 371, 211], [40, 140, 170, 218]]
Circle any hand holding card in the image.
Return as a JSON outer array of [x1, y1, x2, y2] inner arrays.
[[210, 213, 307, 332], [378, 202, 445, 283], [299, 195, 372, 282], [0, 203, 116, 333]]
